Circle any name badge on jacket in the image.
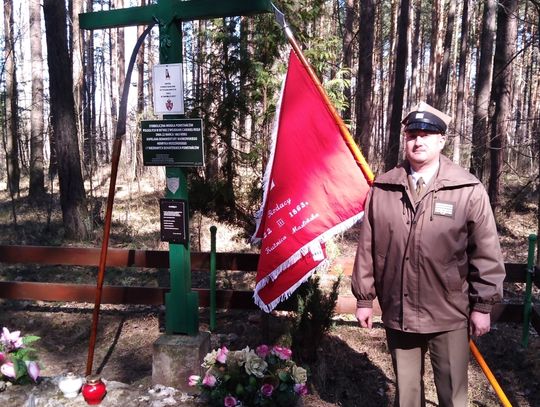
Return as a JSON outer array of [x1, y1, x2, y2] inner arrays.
[[433, 201, 455, 218]]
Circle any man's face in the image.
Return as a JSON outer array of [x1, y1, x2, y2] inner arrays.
[[404, 130, 446, 170]]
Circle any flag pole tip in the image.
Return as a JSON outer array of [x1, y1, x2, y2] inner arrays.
[[271, 2, 287, 29]]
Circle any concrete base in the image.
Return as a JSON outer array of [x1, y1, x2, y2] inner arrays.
[[152, 331, 211, 392]]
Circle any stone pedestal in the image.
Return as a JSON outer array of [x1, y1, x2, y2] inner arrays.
[[152, 331, 211, 392]]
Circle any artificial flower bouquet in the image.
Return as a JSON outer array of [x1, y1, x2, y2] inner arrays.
[[189, 345, 308, 407], [0, 327, 40, 384]]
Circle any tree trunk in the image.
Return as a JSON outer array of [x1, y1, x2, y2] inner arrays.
[[342, 0, 355, 122], [146, 29, 154, 124], [537, 119, 540, 264], [28, 0, 46, 198], [470, 0, 496, 180], [82, 0, 96, 172], [434, 0, 456, 110], [71, 0, 84, 159], [202, 21, 219, 180], [386, 0, 399, 130], [43, 0, 90, 240], [488, 0, 518, 213], [386, 0, 410, 171], [427, 0, 444, 103], [408, 0, 422, 104], [109, 0, 118, 140], [525, 21, 536, 176], [238, 16, 249, 153], [354, 0, 375, 161], [453, 0, 469, 165], [3, 0, 20, 196], [221, 18, 237, 219], [375, 3, 386, 171], [96, 4, 110, 165], [134, 0, 147, 180], [537, 147, 540, 264], [116, 0, 126, 109]]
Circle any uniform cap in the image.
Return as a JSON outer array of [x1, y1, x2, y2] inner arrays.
[[402, 102, 452, 134]]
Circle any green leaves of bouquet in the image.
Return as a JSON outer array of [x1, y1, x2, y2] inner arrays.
[[189, 345, 308, 407], [0, 327, 41, 384]]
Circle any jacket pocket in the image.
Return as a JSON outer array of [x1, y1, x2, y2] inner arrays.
[[444, 259, 463, 293]]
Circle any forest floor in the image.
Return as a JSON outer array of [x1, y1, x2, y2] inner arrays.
[[0, 173, 539, 406]]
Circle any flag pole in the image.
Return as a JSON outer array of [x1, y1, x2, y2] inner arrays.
[[272, 4, 374, 184], [469, 340, 512, 406]]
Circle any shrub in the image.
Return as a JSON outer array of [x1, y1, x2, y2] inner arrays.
[[291, 275, 341, 363]]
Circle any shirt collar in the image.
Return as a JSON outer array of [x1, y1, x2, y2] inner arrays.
[[410, 161, 439, 186]]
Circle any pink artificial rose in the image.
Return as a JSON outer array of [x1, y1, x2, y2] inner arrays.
[[202, 373, 217, 387], [256, 344, 271, 358], [294, 383, 308, 395], [224, 395, 238, 407], [25, 361, 40, 382], [216, 346, 228, 364], [188, 375, 200, 387], [272, 346, 292, 360], [1, 327, 23, 351], [260, 383, 274, 397], [1, 362, 16, 378]]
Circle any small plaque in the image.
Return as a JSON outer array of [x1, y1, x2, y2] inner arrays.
[[153, 63, 184, 115], [160, 199, 188, 244]]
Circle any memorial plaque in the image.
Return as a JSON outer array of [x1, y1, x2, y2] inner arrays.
[[142, 119, 204, 166], [153, 63, 184, 115], [160, 199, 188, 244]]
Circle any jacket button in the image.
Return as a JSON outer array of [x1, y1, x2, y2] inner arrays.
[[405, 257, 409, 261], [404, 293, 408, 297]]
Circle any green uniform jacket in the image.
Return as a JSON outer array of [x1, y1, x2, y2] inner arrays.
[[351, 155, 505, 333]]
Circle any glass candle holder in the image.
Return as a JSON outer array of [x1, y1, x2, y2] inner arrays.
[[82, 375, 107, 405], [58, 372, 83, 398]]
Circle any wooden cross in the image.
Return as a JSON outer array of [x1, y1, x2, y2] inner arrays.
[[80, 0, 272, 336]]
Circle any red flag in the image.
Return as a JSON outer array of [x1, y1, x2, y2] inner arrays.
[[253, 51, 371, 312]]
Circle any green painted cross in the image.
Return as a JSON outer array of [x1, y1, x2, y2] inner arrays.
[[80, 0, 272, 335]]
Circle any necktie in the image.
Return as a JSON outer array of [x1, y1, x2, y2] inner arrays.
[[416, 177, 425, 196]]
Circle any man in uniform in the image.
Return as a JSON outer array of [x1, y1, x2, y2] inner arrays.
[[352, 102, 505, 407]]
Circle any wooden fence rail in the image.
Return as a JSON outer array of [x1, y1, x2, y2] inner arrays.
[[0, 245, 538, 333]]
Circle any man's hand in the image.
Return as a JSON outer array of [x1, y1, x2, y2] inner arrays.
[[470, 311, 491, 337], [356, 307, 373, 329]]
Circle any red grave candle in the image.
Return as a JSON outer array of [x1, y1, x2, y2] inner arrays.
[[82, 375, 107, 405]]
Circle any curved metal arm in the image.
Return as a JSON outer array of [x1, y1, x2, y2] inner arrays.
[[87, 22, 156, 376]]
